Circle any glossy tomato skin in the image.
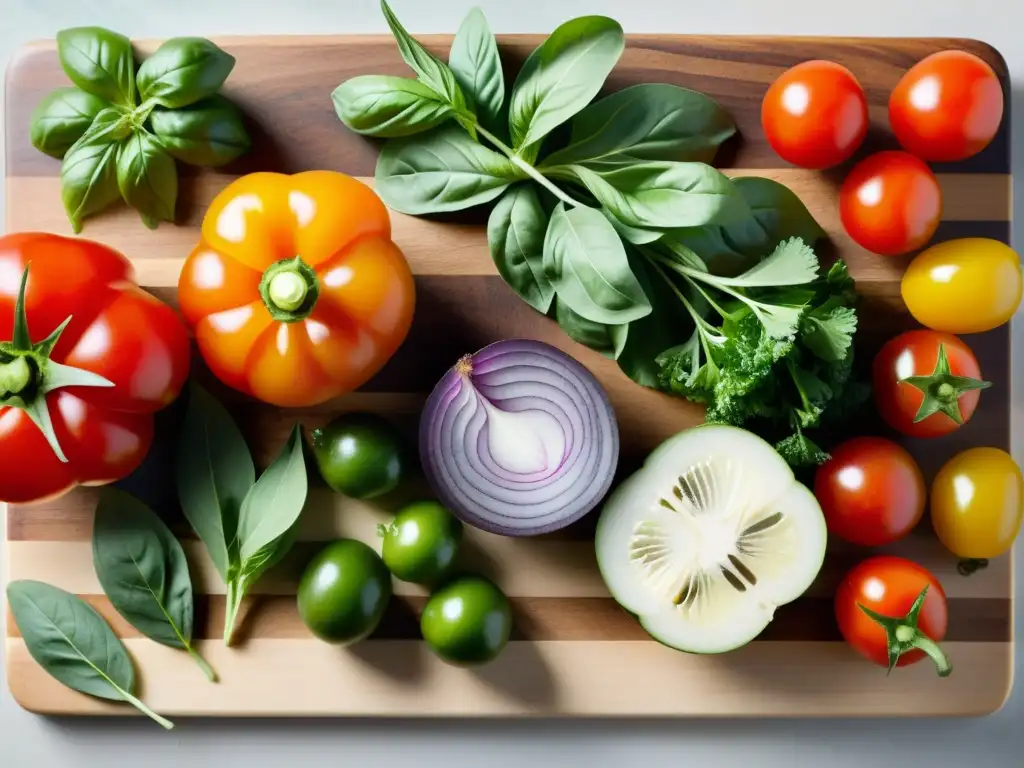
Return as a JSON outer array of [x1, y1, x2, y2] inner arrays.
[[0, 233, 189, 504], [814, 437, 926, 546], [901, 238, 1022, 334], [839, 151, 941, 256], [889, 50, 1004, 162], [931, 447, 1023, 559], [835, 556, 947, 669], [872, 330, 984, 437], [178, 171, 416, 408], [761, 60, 868, 169]]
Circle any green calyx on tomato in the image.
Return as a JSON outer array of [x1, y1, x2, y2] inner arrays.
[[258, 255, 320, 322], [857, 585, 951, 678], [0, 265, 113, 462], [902, 343, 991, 425]]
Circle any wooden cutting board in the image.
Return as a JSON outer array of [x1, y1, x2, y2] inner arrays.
[[3, 33, 1013, 718]]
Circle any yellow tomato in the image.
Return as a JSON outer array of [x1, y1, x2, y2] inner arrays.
[[901, 238, 1022, 333], [931, 447, 1023, 559]]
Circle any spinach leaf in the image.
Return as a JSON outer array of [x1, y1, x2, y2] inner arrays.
[[375, 124, 519, 214], [542, 84, 736, 168], [542, 202, 651, 325], [508, 16, 624, 153], [559, 161, 743, 229], [6, 580, 174, 729], [149, 95, 251, 167], [116, 131, 178, 229], [92, 488, 216, 682], [60, 108, 130, 233], [380, 0, 473, 131], [56, 27, 136, 108], [555, 299, 629, 359], [175, 384, 255, 582], [236, 425, 307, 563], [332, 75, 453, 138], [449, 8, 505, 126], [29, 87, 109, 159], [136, 37, 235, 109], [487, 184, 553, 314]]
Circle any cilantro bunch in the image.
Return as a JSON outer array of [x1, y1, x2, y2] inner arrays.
[[649, 237, 868, 466]]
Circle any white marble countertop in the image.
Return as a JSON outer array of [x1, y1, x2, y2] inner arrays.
[[1, 0, 1021, 765]]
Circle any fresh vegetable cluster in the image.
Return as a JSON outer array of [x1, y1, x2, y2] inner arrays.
[[32, 28, 251, 231], [4, 2, 1024, 726]]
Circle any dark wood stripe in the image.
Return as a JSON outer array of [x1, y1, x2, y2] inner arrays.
[[5, 36, 1009, 177], [6, 594, 1008, 643]]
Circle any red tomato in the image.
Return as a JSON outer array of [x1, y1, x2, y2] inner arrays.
[[873, 330, 989, 437], [0, 233, 190, 504], [835, 556, 950, 676], [814, 436, 925, 546], [761, 60, 868, 169], [890, 50, 1004, 162], [839, 151, 941, 256]]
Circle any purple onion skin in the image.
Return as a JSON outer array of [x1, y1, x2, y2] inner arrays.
[[419, 339, 620, 537]]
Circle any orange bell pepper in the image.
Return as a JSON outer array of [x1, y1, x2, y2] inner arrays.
[[178, 171, 415, 407]]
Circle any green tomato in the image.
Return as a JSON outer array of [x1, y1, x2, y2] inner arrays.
[[421, 576, 512, 665], [297, 539, 392, 645], [381, 501, 464, 585], [310, 412, 407, 499]]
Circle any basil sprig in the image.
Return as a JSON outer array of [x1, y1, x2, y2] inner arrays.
[[175, 385, 308, 646], [30, 27, 251, 232], [333, 2, 825, 387]]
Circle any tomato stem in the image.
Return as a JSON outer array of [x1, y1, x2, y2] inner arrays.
[[259, 256, 319, 322], [0, 355, 34, 399], [903, 344, 991, 424], [857, 585, 952, 678]]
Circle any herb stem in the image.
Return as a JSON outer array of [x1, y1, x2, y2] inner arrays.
[[121, 689, 175, 730], [475, 124, 582, 208], [186, 643, 218, 683], [223, 582, 242, 647]]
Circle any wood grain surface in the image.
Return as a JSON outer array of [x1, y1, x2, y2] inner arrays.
[[3, 33, 1014, 718]]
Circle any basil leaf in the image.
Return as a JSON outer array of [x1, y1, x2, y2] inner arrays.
[[555, 299, 629, 359], [237, 425, 308, 563], [375, 124, 519, 214], [487, 185, 553, 314], [562, 162, 743, 229], [92, 488, 216, 682], [542, 202, 651, 325], [332, 75, 453, 138], [6, 580, 174, 729], [149, 95, 251, 167], [29, 87, 109, 159], [616, 257, 693, 388], [175, 384, 255, 582], [56, 27, 136, 108], [542, 84, 736, 168], [60, 108, 130, 233], [116, 131, 178, 229], [380, 0, 473, 131], [136, 37, 235, 109], [449, 8, 505, 126], [508, 16, 624, 152], [602, 209, 664, 245]]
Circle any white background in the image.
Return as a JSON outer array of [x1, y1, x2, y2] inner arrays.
[[1, 0, 1022, 765]]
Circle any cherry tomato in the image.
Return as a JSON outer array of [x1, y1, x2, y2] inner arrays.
[[835, 556, 950, 676], [761, 60, 868, 169], [901, 238, 1022, 334], [0, 233, 190, 505], [839, 151, 941, 256], [889, 50, 1004, 162], [872, 331, 989, 438], [178, 171, 416, 407], [814, 437, 925, 546], [931, 447, 1023, 560]]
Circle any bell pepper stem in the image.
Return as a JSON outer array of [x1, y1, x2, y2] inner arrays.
[[267, 271, 309, 312], [258, 256, 319, 322]]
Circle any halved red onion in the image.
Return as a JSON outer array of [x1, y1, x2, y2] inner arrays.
[[419, 339, 620, 536]]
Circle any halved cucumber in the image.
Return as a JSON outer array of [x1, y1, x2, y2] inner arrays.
[[595, 424, 827, 653]]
